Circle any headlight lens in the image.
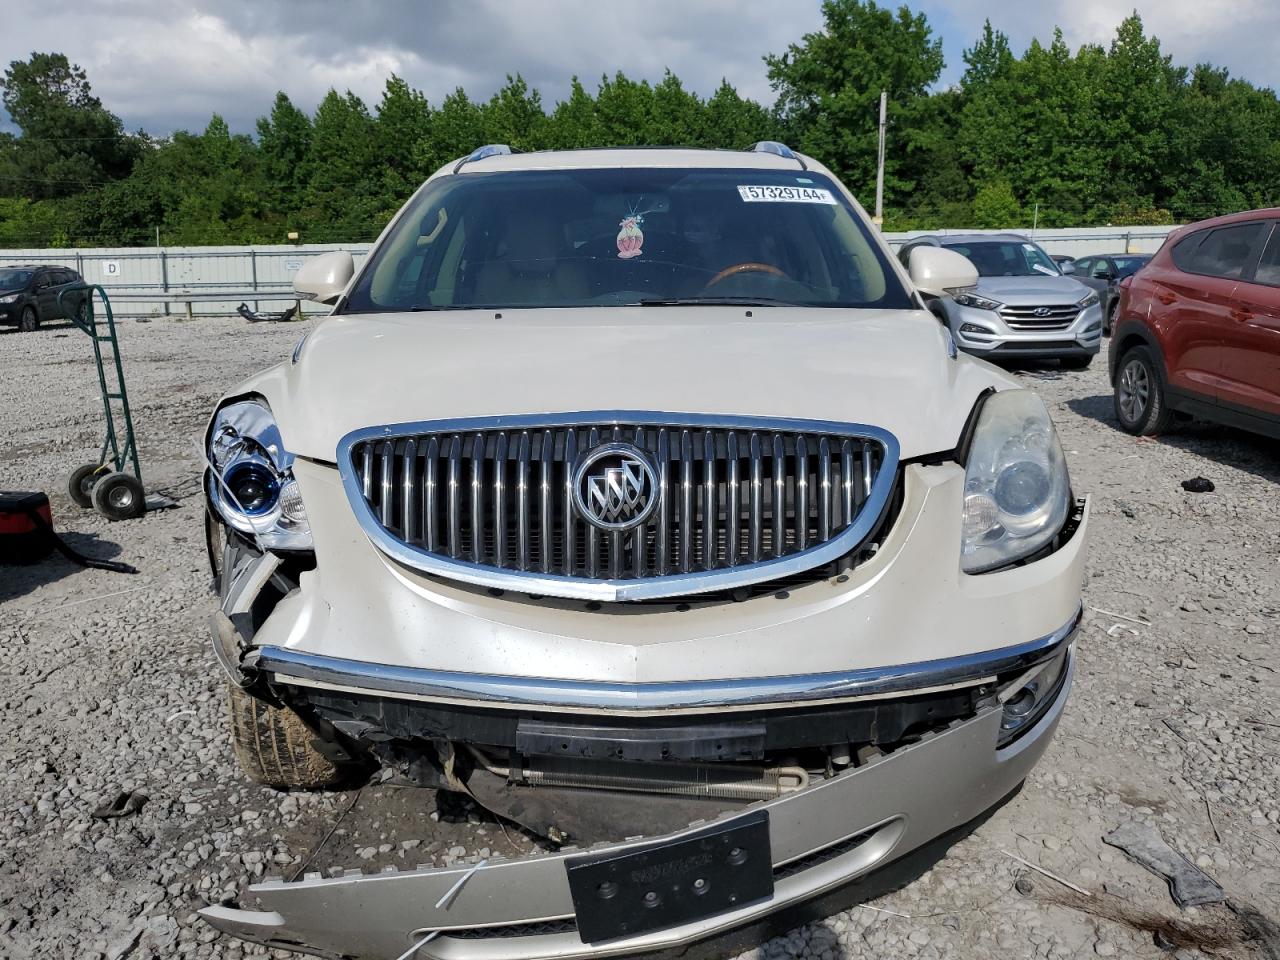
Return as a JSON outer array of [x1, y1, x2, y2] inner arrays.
[[1077, 290, 1100, 308], [951, 291, 1002, 311], [961, 390, 1070, 573], [0, 294, 19, 304], [206, 399, 312, 550]]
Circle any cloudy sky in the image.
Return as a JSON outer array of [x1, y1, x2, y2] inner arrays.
[[1, 0, 1275, 136]]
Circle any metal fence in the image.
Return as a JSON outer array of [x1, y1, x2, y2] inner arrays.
[[0, 243, 372, 317], [0, 226, 1176, 317]]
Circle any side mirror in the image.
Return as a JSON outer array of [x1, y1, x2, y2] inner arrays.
[[908, 246, 978, 299], [293, 251, 355, 304], [1059, 261, 1076, 275]]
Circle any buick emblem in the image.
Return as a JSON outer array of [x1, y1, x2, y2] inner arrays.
[[573, 443, 660, 532], [1033, 306, 1052, 317]]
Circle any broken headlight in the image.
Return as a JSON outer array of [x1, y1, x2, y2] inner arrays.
[[961, 390, 1070, 573], [206, 399, 312, 551]]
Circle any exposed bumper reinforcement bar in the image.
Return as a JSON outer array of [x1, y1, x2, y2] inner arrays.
[[200, 654, 1073, 959], [250, 607, 1080, 714]]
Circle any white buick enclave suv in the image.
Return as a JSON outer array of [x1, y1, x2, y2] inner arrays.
[[200, 144, 1089, 959]]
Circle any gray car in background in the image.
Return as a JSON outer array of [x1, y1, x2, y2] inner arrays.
[[898, 234, 1103, 368], [1071, 253, 1151, 334]]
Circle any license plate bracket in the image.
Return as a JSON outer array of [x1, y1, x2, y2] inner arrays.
[[566, 809, 773, 944]]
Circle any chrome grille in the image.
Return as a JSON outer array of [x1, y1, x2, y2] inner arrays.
[[340, 414, 898, 602], [999, 304, 1080, 331]]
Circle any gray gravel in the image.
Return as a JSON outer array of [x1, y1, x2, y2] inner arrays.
[[2, 315, 1277, 959]]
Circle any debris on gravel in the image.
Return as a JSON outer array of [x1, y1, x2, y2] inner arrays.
[[2, 318, 1277, 959]]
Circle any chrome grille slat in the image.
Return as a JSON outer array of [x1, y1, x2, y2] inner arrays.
[[424, 437, 439, 551], [748, 433, 763, 563], [516, 432, 531, 572], [447, 435, 461, 559], [493, 432, 508, 569], [679, 430, 694, 574], [401, 438, 418, 544], [470, 433, 484, 563], [345, 415, 897, 602]]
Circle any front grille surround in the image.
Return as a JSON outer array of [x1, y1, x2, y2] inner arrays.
[[998, 304, 1081, 331], [338, 412, 900, 602]]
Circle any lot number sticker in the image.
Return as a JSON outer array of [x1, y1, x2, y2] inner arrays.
[[737, 185, 837, 204], [102, 260, 122, 277]]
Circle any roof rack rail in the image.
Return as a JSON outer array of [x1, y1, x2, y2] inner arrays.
[[454, 144, 514, 174], [748, 141, 806, 170]]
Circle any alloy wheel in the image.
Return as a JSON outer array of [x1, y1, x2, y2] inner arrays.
[[1118, 359, 1149, 423]]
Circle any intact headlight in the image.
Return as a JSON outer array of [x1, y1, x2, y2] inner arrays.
[[0, 294, 19, 304], [961, 390, 1070, 573], [1077, 290, 1100, 308], [205, 399, 311, 550], [951, 291, 1002, 311]]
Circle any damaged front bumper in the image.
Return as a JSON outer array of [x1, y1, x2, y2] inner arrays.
[[200, 643, 1074, 959]]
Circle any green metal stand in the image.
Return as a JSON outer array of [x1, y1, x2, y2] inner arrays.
[[60, 285, 148, 520]]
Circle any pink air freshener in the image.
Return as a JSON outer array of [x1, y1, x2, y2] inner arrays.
[[616, 215, 644, 259]]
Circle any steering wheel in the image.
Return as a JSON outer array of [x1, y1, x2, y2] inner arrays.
[[703, 262, 790, 290]]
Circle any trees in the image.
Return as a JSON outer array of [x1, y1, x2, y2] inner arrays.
[[0, 53, 138, 201], [766, 0, 943, 200], [4, 8, 1280, 248]]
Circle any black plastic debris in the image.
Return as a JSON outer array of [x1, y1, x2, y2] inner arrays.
[[1103, 820, 1224, 907], [1180, 477, 1215, 493], [92, 790, 148, 820], [237, 302, 297, 323]]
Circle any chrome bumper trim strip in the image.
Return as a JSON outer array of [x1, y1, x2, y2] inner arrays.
[[254, 607, 1080, 712]]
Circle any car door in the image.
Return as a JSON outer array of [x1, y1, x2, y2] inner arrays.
[[34, 269, 61, 320], [1154, 222, 1266, 400], [1217, 220, 1280, 420]]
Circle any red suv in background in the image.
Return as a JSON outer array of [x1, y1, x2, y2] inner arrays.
[[1110, 208, 1280, 439]]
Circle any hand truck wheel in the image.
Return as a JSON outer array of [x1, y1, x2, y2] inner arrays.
[[67, 463, 106, 509], [91, 472, 147, 521]]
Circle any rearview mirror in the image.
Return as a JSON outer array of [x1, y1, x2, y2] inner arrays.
[[1059, 261, 1076, 275], [293, 251, 355, 304], [908, 246, 979, 299]]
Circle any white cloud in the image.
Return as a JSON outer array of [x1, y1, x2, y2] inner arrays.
[[0, 1, 1275, 136]]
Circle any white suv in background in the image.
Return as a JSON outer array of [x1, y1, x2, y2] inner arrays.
[[200, 144, 1089, 960], [899, 233, 1103, 368]]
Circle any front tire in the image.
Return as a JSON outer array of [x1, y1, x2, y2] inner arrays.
[[228, 684, 352, 789], [1104, 301, 1118, 336], [1114, 346, 1173, 436], [18, 306, 37, 333]]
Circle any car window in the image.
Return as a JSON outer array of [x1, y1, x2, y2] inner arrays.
[[1251, 225, 1280, 287], [1090, 259, 1112, 279], [345, 167, 913, 313], [1111, 257, 1148, 278], [0, 268, 33, 288], [1074, 258, 1092, 275], [939, 240, 1060, 278], [1187, 223, 1265, 280]]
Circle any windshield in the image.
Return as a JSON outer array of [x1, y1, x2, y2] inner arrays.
[[941, 240, 1061, 278], [342, 167, 912, 313], [0, 269, 32, 288]]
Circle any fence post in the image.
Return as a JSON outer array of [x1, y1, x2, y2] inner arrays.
[[159, 249, 170, 317], [250, 248, 259, 312]]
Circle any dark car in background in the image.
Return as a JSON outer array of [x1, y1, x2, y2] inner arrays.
[[1110, 208, 1280, 439], [0, 264, 88, 332], [1072, 253, 1151, 334]]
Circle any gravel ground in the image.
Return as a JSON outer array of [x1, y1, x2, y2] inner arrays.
[[2, 314, 1278, 960]]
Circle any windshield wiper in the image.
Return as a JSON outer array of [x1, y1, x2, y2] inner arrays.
[[635, 296, 797, 307]]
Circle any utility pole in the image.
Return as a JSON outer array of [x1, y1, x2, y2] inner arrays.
[[873, 90, 887, 228]]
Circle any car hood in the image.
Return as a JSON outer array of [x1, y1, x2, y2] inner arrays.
[[976, 275, 1089, 304], [236, 307, 1018, 462]]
